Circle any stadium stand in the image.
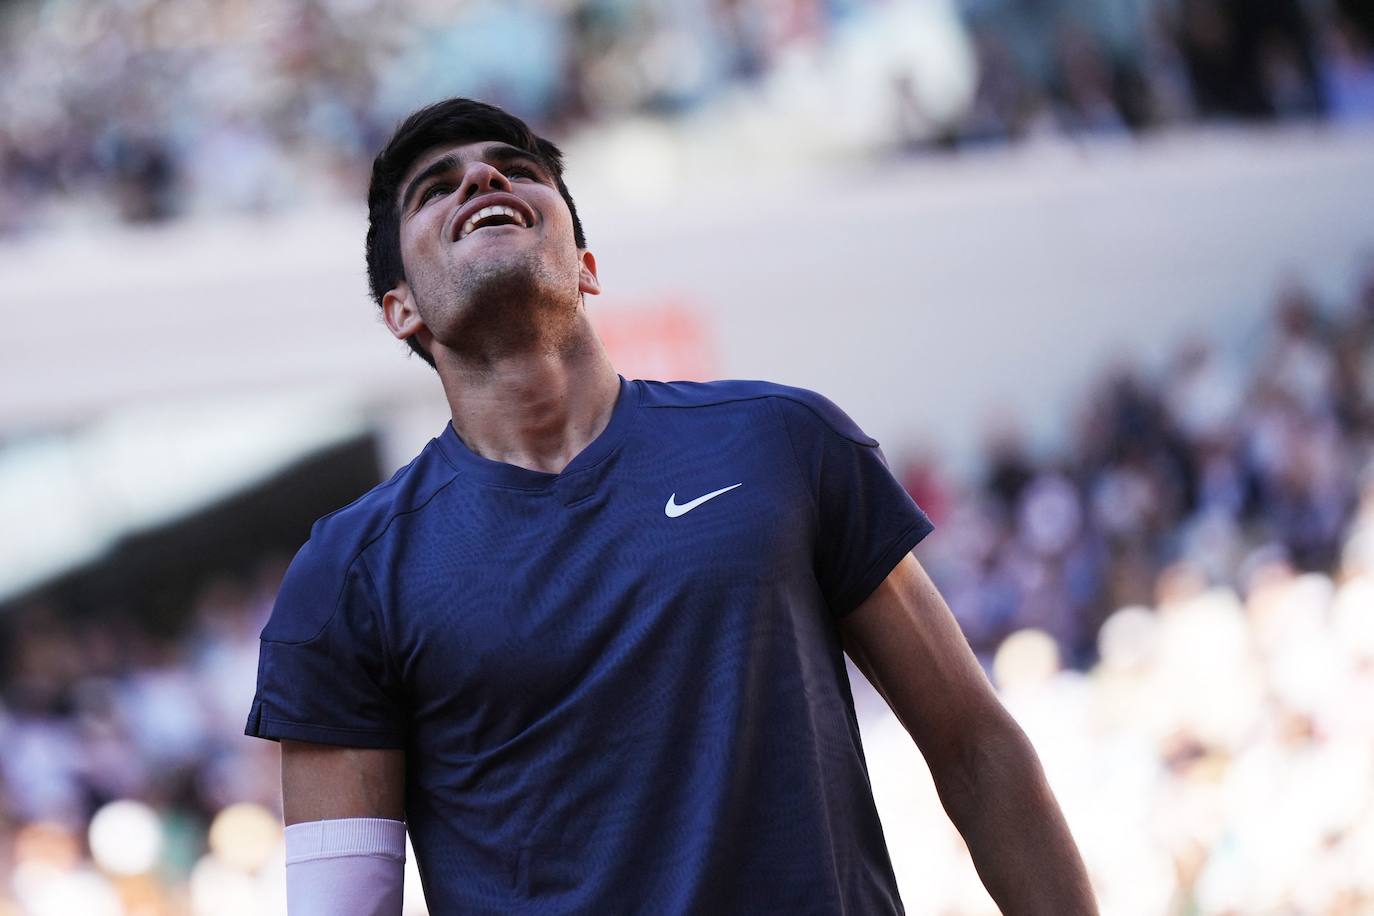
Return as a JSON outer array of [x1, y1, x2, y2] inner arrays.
[[1, 0, 1371, 235], [2, 266, 1371, 914]]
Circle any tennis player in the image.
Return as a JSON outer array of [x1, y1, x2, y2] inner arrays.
[[246, 97, 1097, 915]]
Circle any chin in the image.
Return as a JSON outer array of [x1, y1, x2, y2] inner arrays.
[[462, 258, 550, 305], [432, 260, 578, 355], [465, 251, 578, 306]]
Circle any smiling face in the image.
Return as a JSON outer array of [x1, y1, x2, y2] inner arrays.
[[382, 140, 600, 364]]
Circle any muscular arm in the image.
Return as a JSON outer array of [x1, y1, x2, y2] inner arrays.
[[280, 741, 408, 916], [840, 553, 1097, 915]]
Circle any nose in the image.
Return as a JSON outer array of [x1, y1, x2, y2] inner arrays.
[[459, 161, 512, 205]]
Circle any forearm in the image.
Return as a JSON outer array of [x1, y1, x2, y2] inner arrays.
[[932, 718, 1097, 915]]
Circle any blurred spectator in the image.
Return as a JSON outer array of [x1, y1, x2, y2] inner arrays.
[[1321, 9, 1374, 122], [0, 561, 285, 914], [915, 263, 1374, 677], [0, 0, 1367, 235], [1168, 0, 1326, 120]]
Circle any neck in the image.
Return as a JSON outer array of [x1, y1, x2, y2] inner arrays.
[[433, 314, 621, 475]]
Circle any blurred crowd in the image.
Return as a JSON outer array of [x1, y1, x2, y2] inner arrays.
[[0, 564, 287, 915], [2, 257, 1373, 911], [871, 523, 1374, 914], [880, 263, 1374, 913], [3, 0, 1374, 235], [955, 0, 1374, 144], [906, 263, 1374, 671]]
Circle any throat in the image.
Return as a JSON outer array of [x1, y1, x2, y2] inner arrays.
[[439, 335, 621, 475]]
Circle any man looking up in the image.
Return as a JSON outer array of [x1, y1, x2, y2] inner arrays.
[[246, 97, 1097, 915]]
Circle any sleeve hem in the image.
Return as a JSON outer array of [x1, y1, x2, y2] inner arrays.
[[831, 516, 935, 619], [245, 715, 406, 749]]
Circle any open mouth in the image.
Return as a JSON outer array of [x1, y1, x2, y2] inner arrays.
[[458, 205, 529, 240]]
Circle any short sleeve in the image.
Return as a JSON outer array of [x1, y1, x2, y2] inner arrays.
[[245, 539, 407, 748], [773, 390, 934, 617]]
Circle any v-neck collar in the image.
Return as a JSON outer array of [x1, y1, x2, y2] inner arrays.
[[436, 375, 639, 490]]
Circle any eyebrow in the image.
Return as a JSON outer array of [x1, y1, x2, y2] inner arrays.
[[399, 145, 547, 214]]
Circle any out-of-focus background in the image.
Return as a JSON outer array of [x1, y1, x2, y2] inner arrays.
[[2, 0, 1373, 912]]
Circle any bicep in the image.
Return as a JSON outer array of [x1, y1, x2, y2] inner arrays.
[[839, 552, 1008, 769], [281, 740, 406, 826]]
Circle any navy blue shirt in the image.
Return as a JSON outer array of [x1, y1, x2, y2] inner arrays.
[[247, 378, 933, 914]]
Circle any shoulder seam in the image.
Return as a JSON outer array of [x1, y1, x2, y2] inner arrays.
[[354, 472, 460, 562], [767, 397, 821, 532], [262, 473, 459, 647], [312, 449, 431, 527], [766, 394, 879, 448], [356, 556, 404, 698], [642, 389, 877, 446], [639, 392, 777, 411]]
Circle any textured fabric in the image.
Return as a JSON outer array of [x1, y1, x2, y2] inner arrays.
[[285, 818, 405, 916], [248, 377, 934, 915]]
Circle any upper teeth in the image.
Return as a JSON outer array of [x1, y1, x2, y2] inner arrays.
[[459, 205, 525, 239]]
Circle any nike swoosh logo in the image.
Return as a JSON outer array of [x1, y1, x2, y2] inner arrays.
[[664, 483, 743, 518]]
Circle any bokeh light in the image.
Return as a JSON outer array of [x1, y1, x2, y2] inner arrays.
[[206, 803, 281, 874], [88, 800, 163, 877]]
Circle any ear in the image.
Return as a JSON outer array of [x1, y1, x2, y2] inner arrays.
[[578, 250, 601, 297], [382, 282, 427, 341]]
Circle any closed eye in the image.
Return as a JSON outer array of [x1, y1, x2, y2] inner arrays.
[[421, 183, 453, 204]]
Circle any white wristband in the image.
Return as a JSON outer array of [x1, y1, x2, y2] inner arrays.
[[285, 818, 406, 916]]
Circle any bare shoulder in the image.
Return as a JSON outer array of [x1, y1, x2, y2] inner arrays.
[[280, 740, 406, 825]]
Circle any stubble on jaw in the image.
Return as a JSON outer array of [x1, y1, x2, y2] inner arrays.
[[415, 249, 585, 370]]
